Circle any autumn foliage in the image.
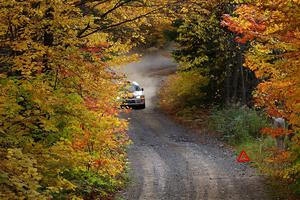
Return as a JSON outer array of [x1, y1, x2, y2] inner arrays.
[[222, 0, 300, 185], [222, 0, 300, 128], [0, 0, 132, 199]]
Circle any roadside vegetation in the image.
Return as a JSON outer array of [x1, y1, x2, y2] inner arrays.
[[209, 105, 269, 145], [160, 71, 208, 112], [160, 0, 300, 197]]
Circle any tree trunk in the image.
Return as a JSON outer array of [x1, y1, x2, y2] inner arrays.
[[231, 65, 239, 103], [225, 71, 231, 105], [43, 6, 54, 72], [240, 65, 246, 105], [44, 7, 54, 46], [273, 117, 287, 150]]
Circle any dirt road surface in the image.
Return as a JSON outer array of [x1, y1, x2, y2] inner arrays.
[[119, 50, 272, 200]]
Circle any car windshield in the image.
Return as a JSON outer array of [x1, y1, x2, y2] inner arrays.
[[127, 84, 141, 92]]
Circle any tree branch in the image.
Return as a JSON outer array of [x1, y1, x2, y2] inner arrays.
[[78, 6, 163, 38], [77, 22, 90, 38], [91, 0, 112, 9], [99, 0, 133, 19], [77, 0, 192, 38]]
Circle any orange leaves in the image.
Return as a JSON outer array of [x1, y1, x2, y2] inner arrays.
[[72, 123, 90, 150], [226, 0, 300, 133], [254, 81, 294, 119], [83, 42, 110, 53], [221, 14, 243, 34], [72, 140, 87, 150], [261, 127, 292, 138], [93, 159, 109, 168], [81, 42, 111, 60], [235, 35, 253, 44], [221, 6, 266, 44], [265, 149, 292, 164], [248, 19, 266, 32], [84, 97, 100, 111], [280, 31, 300, 45]]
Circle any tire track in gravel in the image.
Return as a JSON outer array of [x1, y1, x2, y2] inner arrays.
[[138, 147, 168, 200]]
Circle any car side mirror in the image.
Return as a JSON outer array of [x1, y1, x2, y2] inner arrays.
[[141, 88, 144, 91]]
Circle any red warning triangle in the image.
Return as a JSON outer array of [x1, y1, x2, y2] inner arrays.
[[237, 150, 250, 162]]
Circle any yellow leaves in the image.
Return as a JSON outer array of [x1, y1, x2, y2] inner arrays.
[[282, 162, 300, 182], [56, 176, 77, 191], [0, 0, 137, 198], [13, 41, 29, 51], [160, 70, 208, 111], [86, 32, 109, 46], [0, 148, 47, 200], [180, 7, 189, 14]]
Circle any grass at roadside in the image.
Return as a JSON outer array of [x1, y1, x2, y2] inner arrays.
[[236, 138, 300, 199]]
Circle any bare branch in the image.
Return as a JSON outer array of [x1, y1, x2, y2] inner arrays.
[[78, 6, 162, 38], [99, 0, 133, 19]]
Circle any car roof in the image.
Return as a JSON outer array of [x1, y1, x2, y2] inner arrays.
[[131, 81, 139, 86]]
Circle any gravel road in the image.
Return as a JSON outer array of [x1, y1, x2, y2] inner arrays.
[[119, 50, 272, 200]]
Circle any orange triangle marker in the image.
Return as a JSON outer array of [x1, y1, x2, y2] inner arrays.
[[237, 150, 250, 162]]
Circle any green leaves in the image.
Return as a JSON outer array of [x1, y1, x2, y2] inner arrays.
[[209, 105, 270, 144], [173, 0, 254, 104]]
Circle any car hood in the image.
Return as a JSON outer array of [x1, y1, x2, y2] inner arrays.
[[117, 90, 144, 100], [132, 91, 144, 97]]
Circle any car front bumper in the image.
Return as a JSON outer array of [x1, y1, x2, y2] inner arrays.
[[123, 98, 145, 106]]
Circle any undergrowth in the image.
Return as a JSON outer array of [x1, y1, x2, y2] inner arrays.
[[208, 105, 270, 144]]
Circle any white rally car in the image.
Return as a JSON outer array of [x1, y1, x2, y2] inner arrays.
[[119, 81, 145, 109]]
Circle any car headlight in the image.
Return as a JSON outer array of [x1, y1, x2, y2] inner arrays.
[[136, 95, 145, 99]]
